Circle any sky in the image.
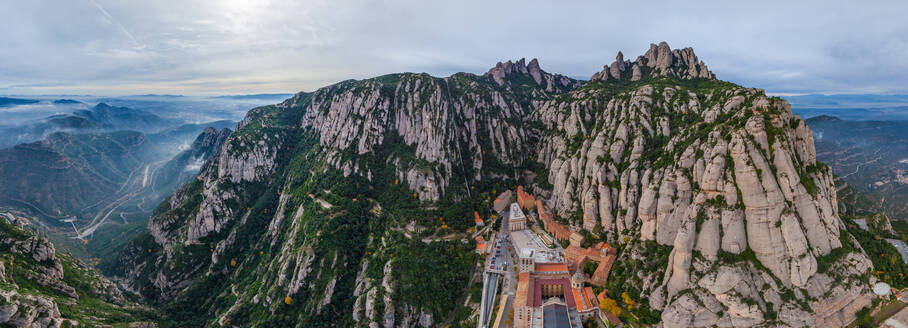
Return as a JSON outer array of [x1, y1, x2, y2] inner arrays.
[[2, 0, 908, 96]]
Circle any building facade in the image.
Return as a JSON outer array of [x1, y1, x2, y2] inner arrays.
[[509, 202, 527, 232]]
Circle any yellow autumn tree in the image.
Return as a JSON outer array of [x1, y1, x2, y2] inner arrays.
[[621, 291, 637, 309], [600, 297, 622, 316], [284, 296, 293, 305]]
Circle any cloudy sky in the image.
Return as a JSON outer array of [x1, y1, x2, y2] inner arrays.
[[2, 0, 907, 96]]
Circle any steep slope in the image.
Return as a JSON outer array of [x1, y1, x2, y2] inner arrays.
[[0, 131, 157, 221], [0, 217, 156, 327], [91, 127, 231, 274], [148, 127, 232, 197], [116, 59, 579, 327], [116, 42, 875, 327], [534, 43, 872, 327], [0, 121, 232, 226]]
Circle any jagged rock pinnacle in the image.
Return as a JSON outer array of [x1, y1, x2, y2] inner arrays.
[[591, 41, 715, 81]]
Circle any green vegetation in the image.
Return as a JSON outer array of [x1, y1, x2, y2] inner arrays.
[[583, 260, 599, 276], [605, 240, 672, 325], [388, 232, 476, 319], [0, 218, 156, 326], [841, 215, 908, 288]]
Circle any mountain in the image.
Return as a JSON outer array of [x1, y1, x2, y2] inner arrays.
[[147, 127, 232, 208], [113, 42, 877, 327], [0, 122, 232, 231], [805, 116, 908, 220], [785, 94, 908, 121], [0, 131, 158, 221], [0, 103, 180, 149], [147, 120, 234, 151], [0, 217, 156, 327], [89, 126, 231, 275], [67, 103, 179, 133], [805, 114, 841, 122], [0, 97, 39, 108]]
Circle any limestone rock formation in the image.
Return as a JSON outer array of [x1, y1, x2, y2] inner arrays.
[[115, 42, 875, 328], [0, 219, 146, 327]]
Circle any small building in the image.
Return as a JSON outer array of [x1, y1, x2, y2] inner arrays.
[[536, 199, 573, 242], [569, 232, 584, 248], [517, 186, 536, 210], [474, 211, 484, 227], [518, 249, 536, 273], [475, 236, 487, 254], [493, 190, 514, 213]]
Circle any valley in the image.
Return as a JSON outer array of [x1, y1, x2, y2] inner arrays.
[[803, 116, 908, 221]]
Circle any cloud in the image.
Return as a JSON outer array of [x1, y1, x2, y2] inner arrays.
[[87, 0, 141, 47], [1, 0, 907, 95]]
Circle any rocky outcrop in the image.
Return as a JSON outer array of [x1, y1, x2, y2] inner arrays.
[[591, 41, 714, 81], [0, 289, 63, 328], [537, 42, 871, 327], [118, 41, 876, 328], [1, 219, 143, 327]]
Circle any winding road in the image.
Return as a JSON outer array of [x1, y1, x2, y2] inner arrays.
[[76, 159, 169, 239], [839, 155, 883, 179]]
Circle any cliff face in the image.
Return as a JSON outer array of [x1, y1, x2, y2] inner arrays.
[[0, 218, 152, 327], [532, 42, 872, 327], [117, 42, 875, 327]]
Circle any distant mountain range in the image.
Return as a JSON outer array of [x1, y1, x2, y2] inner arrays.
[[786, 94, 908, 120], [0, 102, 180, 149], [0, 97, 39, 107], [211, 93, 293, 101]]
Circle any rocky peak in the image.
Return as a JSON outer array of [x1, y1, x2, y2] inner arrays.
[[527, 58, 543, 84], [591, 41, 715, 81], [485, 58, 531, 85], [195, 127, 231, 150], [485, 57, 581, 92]]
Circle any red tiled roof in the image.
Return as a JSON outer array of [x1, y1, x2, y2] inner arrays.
[[515, 272, 532, 307], [597, 290, 608, 304], [571, 288, 585, 311], [583, 286, 599, 308], [536, 199, 572, 241], [535, 263, 569, 273], [517, 186, 536, 209]]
